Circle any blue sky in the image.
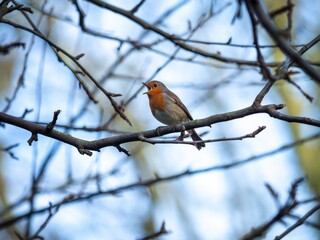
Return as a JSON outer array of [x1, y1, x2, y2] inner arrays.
[[1, 0, 320, 239]]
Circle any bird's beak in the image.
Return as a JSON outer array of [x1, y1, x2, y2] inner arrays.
[[142, 82, 150, 94]]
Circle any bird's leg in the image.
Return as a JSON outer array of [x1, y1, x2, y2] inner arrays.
[[176, 131, 185, 141]]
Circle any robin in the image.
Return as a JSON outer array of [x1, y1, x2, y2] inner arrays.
[[143, 80, 205, 150]]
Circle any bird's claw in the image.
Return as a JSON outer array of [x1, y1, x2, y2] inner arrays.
[[176, 131, 185, 141]]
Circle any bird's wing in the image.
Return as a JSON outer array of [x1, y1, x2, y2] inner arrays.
[[166, 90, 193, 120]]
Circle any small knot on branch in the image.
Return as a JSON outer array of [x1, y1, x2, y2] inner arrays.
[[115, 145, 130, 156], [27, 133, 38, 146], [75, 53, 85, 60], [274, 104, 286, 110], [78, 147, 92, 156], [246, 126, 266, 138], [46, 110, 61, 131]]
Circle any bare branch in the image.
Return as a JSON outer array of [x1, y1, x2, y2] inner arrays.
[[1, 100, 319, 155], [1, 1, 320, 238], [28, 202, 60, 240], [242, 178, 318, 240], [130, 0, 147, 14], [46, 110, 61, 131], [85, 0, 286, 67], [247, 0, 320, 83], [0, 143, 19, 160], [1, 132, 319, 229], [137, 221, 171, 240], [139, 126, 266, 147], [0, 104, 275, 154], [246, 0, 273, 80], [0, 13, 132, 126], [0, 41, 25, 54]]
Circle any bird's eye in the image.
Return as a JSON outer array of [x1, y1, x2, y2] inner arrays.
[[153, 83, 158, 88]]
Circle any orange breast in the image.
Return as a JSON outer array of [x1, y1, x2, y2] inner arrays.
[[147, 89, 166, 111]]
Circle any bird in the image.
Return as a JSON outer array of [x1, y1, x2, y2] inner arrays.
[[143, 80, 205, 150]]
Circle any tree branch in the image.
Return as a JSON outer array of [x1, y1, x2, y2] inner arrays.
[[247, 0, 320, 83], [275, 204, 320, 240], [0, 41, 25, 55], [84, 0, 292, 67], [1, 132, 319, 229], [1, 101, 319, 155]]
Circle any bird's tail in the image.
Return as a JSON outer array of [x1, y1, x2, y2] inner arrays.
[[190, 129, 205, 150]]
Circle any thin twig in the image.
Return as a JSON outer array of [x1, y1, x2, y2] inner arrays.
[[0, 143, 20, 160], [275, 204, 320, 240], [0, 41, 25, 54], [137, 221, 171, 240], [139, 126, 266, 147]]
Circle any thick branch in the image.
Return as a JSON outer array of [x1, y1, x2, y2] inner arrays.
[[1, 103, 319, 155]]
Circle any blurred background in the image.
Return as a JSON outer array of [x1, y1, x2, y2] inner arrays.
[[0, 0, 320, 239]]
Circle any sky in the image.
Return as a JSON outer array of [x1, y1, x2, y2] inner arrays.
[[0, 0, 320, 239]]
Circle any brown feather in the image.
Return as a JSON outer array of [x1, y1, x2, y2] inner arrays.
[[165, 89, 193, 120]]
